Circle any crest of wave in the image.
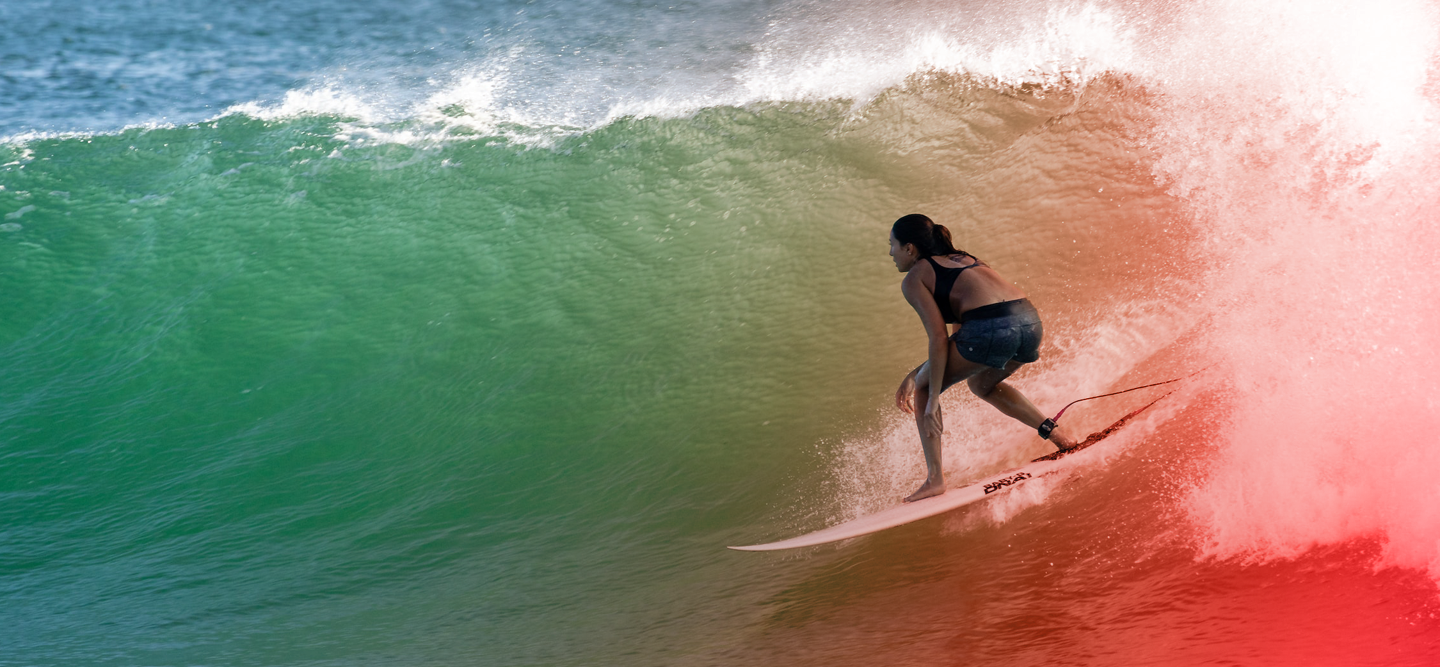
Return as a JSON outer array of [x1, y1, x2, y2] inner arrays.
[[739, 1, 1140, 107], [217, 62, 579, 148], [212, 1, 1150, 147], [220, 87, 378, 123], [1146, 0, 1440, 579]]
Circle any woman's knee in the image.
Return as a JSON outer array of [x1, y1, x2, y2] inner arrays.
[[914, 364, 933, 392], [967, 375, 995, 397], [915, 379, 932, 403], [968, 367, 1012, 397]]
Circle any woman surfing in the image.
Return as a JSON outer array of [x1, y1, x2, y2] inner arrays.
[[889, 213, 1078, 502]]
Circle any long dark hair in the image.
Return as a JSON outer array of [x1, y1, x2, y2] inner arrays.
[[891, 213, 965, 258]]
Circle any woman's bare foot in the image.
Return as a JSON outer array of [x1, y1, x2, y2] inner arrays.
[[1049, 422, 1080, 451], [904, 478, 946, 502]]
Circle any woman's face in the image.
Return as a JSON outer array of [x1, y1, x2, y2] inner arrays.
[[889, 231, 917, 273]]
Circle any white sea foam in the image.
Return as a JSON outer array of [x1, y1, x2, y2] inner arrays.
[[738, 3, 1138, 108], [170, 2, 1150, 148], [217, 86, 380, 124], [1141, 0, 1440, 578], [0, 121, 176, 149]]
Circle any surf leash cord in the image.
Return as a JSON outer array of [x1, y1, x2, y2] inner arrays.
[[1037, 365, 1213, 440]]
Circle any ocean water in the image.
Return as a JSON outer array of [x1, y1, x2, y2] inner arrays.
[[3, 0, 1439, 665]]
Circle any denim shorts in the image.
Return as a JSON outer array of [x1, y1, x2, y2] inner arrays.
[[951, 299, 1043, 369]]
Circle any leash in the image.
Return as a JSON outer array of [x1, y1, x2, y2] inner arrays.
[[1038, 365, 1212, 440]]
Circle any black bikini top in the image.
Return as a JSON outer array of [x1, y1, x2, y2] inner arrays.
[[925, 255, 986, 324]]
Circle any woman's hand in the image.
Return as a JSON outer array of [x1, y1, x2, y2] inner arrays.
[[895, 367, 919, 413], [923, 397, 944, 439]]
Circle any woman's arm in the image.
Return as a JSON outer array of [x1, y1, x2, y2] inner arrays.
[[900, 270, 951, 439]]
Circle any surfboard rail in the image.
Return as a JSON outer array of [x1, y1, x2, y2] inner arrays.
[[728, 394, 1168, 552]]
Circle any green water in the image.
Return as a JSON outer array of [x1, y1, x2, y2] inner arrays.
[[1, 100, 969, 663]]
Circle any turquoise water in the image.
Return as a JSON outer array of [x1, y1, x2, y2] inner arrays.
[[5, 1, 1440, 665], [1, 96, 975, 662]]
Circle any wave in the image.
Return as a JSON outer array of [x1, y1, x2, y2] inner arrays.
[[6, 2, 1440, 662], [7, 0, 1440, 591]]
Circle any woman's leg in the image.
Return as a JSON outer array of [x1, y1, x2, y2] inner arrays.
[[966, 361, 1078, 449], [906, 368, 946, 502], [904, 350, 992, 502]]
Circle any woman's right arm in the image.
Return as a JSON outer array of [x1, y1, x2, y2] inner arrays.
[[901, 270, 952, 439]]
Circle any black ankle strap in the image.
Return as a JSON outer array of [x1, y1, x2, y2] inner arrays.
[[1038, 418, 1057, 440]]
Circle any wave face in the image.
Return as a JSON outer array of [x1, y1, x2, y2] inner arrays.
[[3, 0, 1440, 665]]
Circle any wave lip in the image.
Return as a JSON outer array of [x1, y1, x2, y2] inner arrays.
[[20, 2, 1146, 149], [1145, 0, 1440, 580]]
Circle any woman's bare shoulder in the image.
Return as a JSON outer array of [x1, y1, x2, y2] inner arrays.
[[900, 262, 933, 297], [902, 260, 934, 283]]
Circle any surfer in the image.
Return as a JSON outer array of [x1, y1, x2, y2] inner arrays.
[[890, 213, 1078, 502]]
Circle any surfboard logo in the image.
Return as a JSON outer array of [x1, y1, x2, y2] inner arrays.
[[983, 472, 1032, 495]]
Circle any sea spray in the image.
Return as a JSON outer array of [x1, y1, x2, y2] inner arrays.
[[1139, 0, 1440, 578]]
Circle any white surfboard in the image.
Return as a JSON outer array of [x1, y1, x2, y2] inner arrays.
[[728, 396, 1165, 552]]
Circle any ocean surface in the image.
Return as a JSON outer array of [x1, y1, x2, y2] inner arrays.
[[3, 0, 1440, 664]]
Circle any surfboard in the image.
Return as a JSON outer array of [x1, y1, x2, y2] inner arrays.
[[728, 395, 1167, 552]]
